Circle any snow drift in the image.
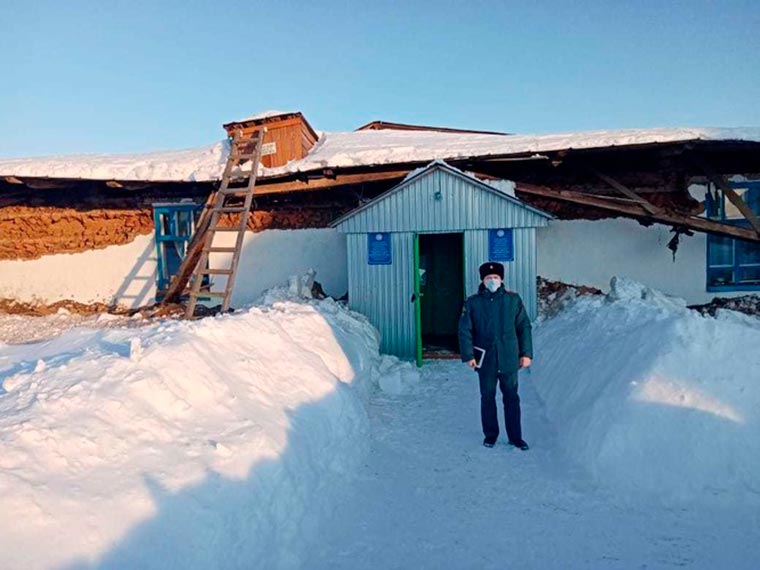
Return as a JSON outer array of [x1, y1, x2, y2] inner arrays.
[[531, 276, 760, 504], [0, 295, 380, 570]]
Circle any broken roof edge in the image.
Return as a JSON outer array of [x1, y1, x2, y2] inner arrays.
[[3, 127, 760, 186], [330, 160, 554, 230], [355, 120, 510, 136]]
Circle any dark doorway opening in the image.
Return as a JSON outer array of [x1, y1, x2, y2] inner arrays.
[[418, 232, 465, 358]]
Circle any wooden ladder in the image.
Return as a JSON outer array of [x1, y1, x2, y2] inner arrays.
[[162, 128, 264, 317]]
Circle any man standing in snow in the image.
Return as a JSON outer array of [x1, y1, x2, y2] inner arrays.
[[458, 262, 533, 450]]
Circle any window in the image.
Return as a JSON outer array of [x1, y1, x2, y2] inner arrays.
[[153, 202, 208, 300], [706, 181, 760, 291]]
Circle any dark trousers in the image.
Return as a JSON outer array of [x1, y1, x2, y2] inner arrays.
[[478, 369, 521, 442]]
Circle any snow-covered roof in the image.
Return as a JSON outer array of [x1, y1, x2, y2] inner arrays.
[[0, 141, 230, 183], [1, 126, 759, 184], [227, 109, 296, 124]]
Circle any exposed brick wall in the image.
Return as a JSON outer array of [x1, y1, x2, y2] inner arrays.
[[0, 204, 345, 261], [0, 206, 155, 260]]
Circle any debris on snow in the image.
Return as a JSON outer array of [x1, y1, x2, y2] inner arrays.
[[370, 355, 420, 395], [537, 276, 603, 319], [689, 293, 760, 319]]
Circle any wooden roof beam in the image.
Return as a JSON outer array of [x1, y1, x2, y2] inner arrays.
[[253, 169, 411, 195], [515, 182, 760, 243], [687, 152, 760, 237], [590, 169, 662, 215]]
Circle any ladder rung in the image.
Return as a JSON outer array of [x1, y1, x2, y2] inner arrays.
[[209, 226, 245, 232], [200, 269, 234, 275], [214, 207, 248, 213], [203, 247, 237, 253], [189, 291, 226, 298], [219, 187, 250, 195]]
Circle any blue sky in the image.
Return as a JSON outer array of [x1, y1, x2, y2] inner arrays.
[[1, 0, 758, 157]]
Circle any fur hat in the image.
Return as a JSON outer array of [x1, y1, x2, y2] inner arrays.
[[479, 262, 504, 280]]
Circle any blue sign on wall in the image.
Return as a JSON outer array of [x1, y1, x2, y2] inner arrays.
[[368, 232, 392, 265], [488, 228, 514, 262]]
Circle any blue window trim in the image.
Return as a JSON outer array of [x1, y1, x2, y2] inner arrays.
[[705, 181, 760, 292], [153, 203, 204, 300]]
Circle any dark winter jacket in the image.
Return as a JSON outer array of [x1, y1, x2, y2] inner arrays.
[[458, 284, 533, 373]]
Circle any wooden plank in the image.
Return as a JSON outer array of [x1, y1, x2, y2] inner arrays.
[[591, 170, 662, 215], [253, 169, 411, 195], [515, 182, 760, 242]]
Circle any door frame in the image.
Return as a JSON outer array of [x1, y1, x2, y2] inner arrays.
[[413, 233, 423, 367], [413, 231, 466, 366]]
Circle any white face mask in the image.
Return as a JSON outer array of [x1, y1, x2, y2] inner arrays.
[[484, 277, 501, 293]]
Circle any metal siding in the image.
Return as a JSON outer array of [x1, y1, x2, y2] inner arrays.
[[336, 169, 550, 234], [464, 228, 538, 321], [342, 167, 545, 359], [347, 232, 416, 359]]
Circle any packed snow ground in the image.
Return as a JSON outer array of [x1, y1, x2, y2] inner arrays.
[[310, 361, 760, 569], [311, 279, 760, 568], [1, 277, 759, 569]]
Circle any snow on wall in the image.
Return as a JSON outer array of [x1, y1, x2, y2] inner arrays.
[[530, 278, 760, 504], [0, 296, 380, 570], [0, 229, 348, 309], [537, 217, 753, 305]]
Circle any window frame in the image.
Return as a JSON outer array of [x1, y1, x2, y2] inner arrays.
[[705, 181, 760, 292], [153, 202, 206, 300]]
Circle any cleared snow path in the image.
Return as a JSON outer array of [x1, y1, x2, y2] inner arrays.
[[311, 360, 760, 570]]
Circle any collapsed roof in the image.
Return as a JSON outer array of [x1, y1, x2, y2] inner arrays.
[[1, 119, 759, 184], [2, 112, 760, 243]]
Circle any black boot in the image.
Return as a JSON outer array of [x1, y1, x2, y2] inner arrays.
[[483, 436, 497, 448], [509, 439, 529, 451]]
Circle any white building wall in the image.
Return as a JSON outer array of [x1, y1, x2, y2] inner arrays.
[[216, 228, 347, 307], [0, 228, 348, 309], [2, 217, 752, 311], [537, 218, 750, 305], [0, 235, 159, 308]]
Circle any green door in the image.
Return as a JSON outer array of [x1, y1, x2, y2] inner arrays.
[[417, 232, 465, 359]]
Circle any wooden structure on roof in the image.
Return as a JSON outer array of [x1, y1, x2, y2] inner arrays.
[[356, 120, 509, 136], [222, 111, 318, 169]]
